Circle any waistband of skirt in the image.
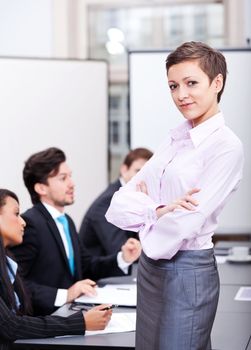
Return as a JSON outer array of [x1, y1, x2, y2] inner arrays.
[[141, 249, 216, 269]]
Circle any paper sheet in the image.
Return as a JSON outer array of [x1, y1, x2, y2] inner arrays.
[[215, 256, 227, 264], [234, 287, 251, 301], [75, 284, 137, 307], [85, 312, 136, 336]]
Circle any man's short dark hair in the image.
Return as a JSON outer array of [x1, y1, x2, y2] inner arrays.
[[23, 147, 66, 204], [123, 148, 153, 168]]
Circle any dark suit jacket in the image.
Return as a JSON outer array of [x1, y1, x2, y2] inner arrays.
[[10, 202, 125, 316], [0, 295, 84, 350], [79, 179, 138, 256]]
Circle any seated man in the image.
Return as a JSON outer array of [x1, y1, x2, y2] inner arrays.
[[11, 147, 141, 316], [79, 148, 153, 257]]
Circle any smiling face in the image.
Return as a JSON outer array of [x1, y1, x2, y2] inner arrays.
[[0, 196, 26, 248], [168, 60, 223, 127]]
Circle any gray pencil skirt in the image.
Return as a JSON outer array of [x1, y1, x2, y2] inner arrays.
[[136, 249, 219, 350]]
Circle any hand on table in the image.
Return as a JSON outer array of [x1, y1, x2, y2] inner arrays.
[[67, 279, 97, 303], [84, 304, 112, 330]]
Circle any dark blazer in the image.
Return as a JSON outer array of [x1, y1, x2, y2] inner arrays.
[[10, 202, 125, 316], [79, 179, 138, 257], [0, 295, 84, 350]]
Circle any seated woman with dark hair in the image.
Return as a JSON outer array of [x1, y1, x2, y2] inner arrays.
[[0, 188, 112, 350]]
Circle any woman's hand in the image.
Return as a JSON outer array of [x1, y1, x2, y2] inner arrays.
[[136, 181, 200, 219], [84, 304, 112, 330], [136, 181, 148, 195], [156, 188, 200, 219]]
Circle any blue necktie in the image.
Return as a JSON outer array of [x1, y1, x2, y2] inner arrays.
[[57, 215, 75, 276]]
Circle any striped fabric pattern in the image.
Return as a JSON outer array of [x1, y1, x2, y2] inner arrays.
[[0, 297, 84, 349]]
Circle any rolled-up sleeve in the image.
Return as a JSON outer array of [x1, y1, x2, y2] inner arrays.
[[106, 139, 243, 260], [106, 190, 158, 231]]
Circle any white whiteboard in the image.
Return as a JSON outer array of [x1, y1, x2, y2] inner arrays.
[[129, 50, 251, 234], [0, 58, 108, 229]]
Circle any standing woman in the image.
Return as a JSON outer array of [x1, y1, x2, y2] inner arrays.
[[106, 41, 244, 350], [0, 189, 112, 350]]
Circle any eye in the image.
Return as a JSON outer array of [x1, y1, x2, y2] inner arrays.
[[59, 175, 67, 181], [187, 80, 198, 87], [169, 83, 177, 91]]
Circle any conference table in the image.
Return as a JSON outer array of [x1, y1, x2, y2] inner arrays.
[[14, 247, 251, 350]]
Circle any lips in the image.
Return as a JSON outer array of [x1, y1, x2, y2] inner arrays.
[[66, 191, 74, 196], [180, 102, 194, 108]]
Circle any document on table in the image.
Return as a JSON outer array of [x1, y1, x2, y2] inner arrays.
[[235, 287, 251, 301], [85, 312, 136, 336], [75, 284, 137, 307], [215, 255, 228, 264]]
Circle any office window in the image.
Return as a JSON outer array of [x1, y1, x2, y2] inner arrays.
[[110, 94, 121, 111], [111, 120, 119, 145], [87, 1, 224, 180]]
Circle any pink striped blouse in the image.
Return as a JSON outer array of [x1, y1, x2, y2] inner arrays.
[[106, 113, 244, 260]]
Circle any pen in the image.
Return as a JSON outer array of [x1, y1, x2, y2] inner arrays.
[[100, 304, 118, 311]]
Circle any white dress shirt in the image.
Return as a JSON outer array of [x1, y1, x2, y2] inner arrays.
[[42, 202, 130, 307]]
